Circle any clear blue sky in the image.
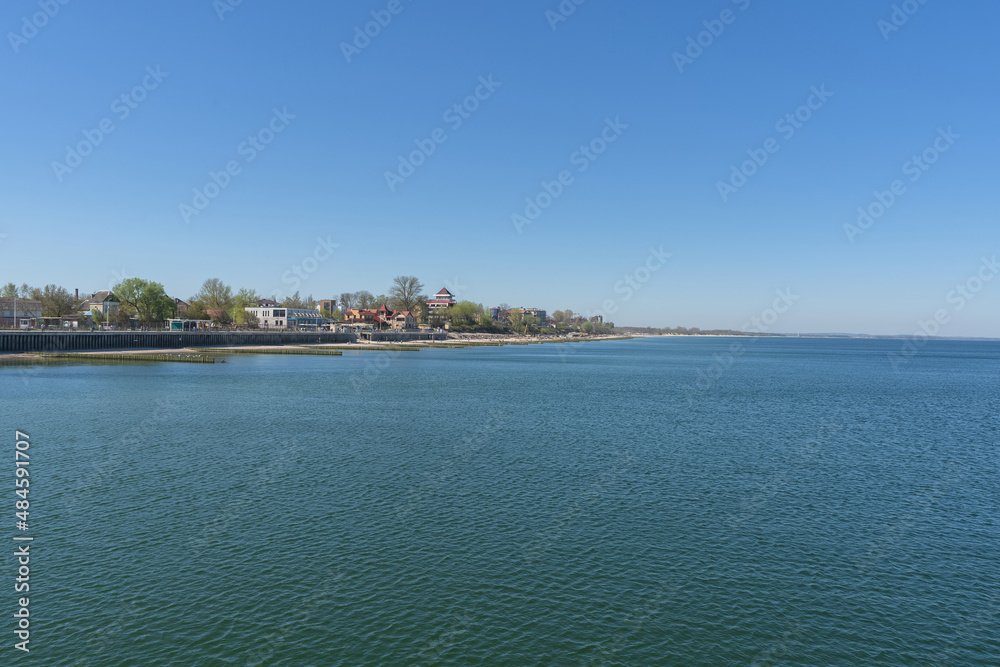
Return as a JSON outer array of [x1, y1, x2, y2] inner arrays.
[[2, 0, 998, 335]]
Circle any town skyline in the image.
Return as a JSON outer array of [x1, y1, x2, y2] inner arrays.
[[2, 1, 998, 336]]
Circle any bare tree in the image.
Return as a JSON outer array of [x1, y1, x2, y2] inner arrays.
[[339, 292, 354, 310], [389, 276, 426, 312]]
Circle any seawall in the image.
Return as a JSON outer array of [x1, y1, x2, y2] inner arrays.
[[0, 331, 356, 354]]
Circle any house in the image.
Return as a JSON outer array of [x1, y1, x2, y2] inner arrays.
[[390, 310, 416, 330], [317, 299, 337, 314], [426, 288, 456, 312], [344, 309, 375, 325], [523, 308, 547, 323], [256, 298, 280, 308], [173, 298, 190, 315], [78, 291, 119, 316], [0, 298, 42, 328]]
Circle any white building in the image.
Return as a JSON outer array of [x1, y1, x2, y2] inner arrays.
[[244, 306, 327, 330]]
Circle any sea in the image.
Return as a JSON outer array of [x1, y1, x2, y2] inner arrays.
[[1, 336, 998, 665]]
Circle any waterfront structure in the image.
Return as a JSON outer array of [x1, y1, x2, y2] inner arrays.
[[244, 306, 327, 330], [0, 298, 43, 328]]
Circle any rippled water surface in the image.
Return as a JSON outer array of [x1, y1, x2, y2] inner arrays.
[[2, 337, 998, 665]]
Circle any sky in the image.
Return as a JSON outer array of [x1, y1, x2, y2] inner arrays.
[[1, 0, 998, 335]]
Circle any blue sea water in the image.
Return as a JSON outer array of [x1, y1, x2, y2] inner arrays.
[[1, 337, 998, 665]]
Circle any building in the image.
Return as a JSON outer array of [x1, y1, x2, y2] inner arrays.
[[317, 299, 337, 314], [523, 308, 547, 323], [78, 291, 119, 316], [256, 298, 280, 308], [344, 309, 375, 325], [426, 288, 456, 312], [390, 310, 416, 330], [244, 306, 327, 330], [173, 298, 190, 315], [590, 314, 603, 324], [0, 298, 42, 328]]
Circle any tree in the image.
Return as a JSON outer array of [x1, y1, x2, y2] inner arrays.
[[233, 288, 260, 325], [339, 292, 354, 310], [1, 283, 16, 298], [197, 278, 233, 310], [185, 299, 210, 320], [283, 291, 315, 309], [244, 310, 260, 329], [522, 314, 539, 334], [18, 284, 33, 299], [389, 276, 426, 312], [355, 291, 375, 309], [449, 301, 481, 326], [211, 309, 232, 326], [509, 308, 523, 329], [37, 284, 77, 317], [114, 278, 172, 327]]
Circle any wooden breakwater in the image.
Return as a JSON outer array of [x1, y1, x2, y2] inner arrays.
[[187, 347, 344, 356], [33, 352, 216, 363], [0, 331, 355, 354]]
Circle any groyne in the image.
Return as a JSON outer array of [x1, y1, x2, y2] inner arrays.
[[0, 331, 355, 354]]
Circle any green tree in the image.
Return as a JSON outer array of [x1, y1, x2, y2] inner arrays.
[[244, 310, 260, 329], [355, 291, 375, 309], [508, 308, 523, 329], [197, 278, 233, 310], [233, 288, 260, 325], [1, 283, 16, 298], [389, 276, 426, 312], [283, 291, 315, 309], [114, 278, 172, 327]]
